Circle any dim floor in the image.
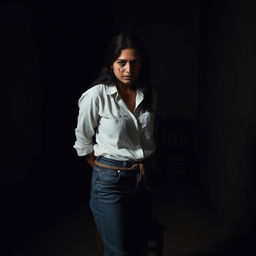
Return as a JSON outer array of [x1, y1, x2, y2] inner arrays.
[[12, 172, 255, 256]]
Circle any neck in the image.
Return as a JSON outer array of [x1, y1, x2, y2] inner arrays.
[[116, 80, 137, 92]]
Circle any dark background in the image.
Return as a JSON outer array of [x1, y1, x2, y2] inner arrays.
[[2, 0, 256, 255]]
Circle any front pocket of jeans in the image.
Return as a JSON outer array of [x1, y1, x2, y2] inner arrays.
[[95, 167, 121, 185]]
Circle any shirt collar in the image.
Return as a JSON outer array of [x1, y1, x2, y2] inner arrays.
[[105, 84, 144, 99], [105, 84, 117, 95], [136, 89, 144, 107], [137, 89, 144, 99]]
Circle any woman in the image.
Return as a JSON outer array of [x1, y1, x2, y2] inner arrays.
[[73, 32, 157, 256]]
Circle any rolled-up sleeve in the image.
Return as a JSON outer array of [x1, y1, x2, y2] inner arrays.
[[73, 91, 99, 156]]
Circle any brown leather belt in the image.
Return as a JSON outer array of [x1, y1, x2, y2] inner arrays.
[[94, 160, 145, 179]]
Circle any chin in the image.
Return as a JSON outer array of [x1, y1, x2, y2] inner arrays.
[[124, 79, 135, 84]]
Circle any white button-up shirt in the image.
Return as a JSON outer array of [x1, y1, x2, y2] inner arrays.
[[73, 84, 156, 161]]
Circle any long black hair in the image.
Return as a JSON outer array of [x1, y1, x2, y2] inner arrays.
[[90, 32, 153, 111]]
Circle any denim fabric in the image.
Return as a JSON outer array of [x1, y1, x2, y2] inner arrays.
[[90, 156, 151, 256]]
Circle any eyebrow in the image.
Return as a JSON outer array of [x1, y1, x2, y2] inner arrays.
[[116, 58, 139, 61]]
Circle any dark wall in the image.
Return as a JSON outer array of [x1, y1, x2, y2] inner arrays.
[[113, 1, 256, 239], [2, 1, 117, 254], [2, 0, 256, 254], [198, 0, 256, 235]]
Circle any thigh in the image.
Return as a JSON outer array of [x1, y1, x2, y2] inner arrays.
[[89, 167, 149, 256], [92, 194, 148, 256]]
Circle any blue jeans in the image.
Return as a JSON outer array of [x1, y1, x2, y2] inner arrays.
[[90, 156, 151, 256]]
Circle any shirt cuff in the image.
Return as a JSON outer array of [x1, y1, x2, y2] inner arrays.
[[73, 143, 94, 156]]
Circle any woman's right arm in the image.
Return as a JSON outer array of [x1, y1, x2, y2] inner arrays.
[[85, 152, 97, 168], [73, 90, 99, 166]]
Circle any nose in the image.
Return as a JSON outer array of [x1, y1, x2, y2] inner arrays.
[[125, 62, 131, 74]]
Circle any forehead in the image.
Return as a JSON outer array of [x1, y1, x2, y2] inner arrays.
[[116, 48, 140, 60]]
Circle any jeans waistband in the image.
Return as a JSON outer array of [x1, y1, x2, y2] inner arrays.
[[96, 156, 140, 168]]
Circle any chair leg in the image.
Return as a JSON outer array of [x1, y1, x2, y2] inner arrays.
[[96, 228, 104, 256]]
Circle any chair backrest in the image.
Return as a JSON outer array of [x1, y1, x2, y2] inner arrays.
[[156, 117, 196, 175]]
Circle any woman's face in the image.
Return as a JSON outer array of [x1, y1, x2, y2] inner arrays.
[[111, 48, 141, 87]]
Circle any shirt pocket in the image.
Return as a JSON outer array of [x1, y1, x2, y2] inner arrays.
[[100, 114, 124, 128], [99, 113, 129, 138]]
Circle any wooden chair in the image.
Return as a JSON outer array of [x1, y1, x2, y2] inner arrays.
[[146, 215, 165, 256], [156, 117, 196, 180]]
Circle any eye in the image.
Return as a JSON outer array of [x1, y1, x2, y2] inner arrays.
[[131, 59, 140, 66], [118, 60, 126, 67]]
